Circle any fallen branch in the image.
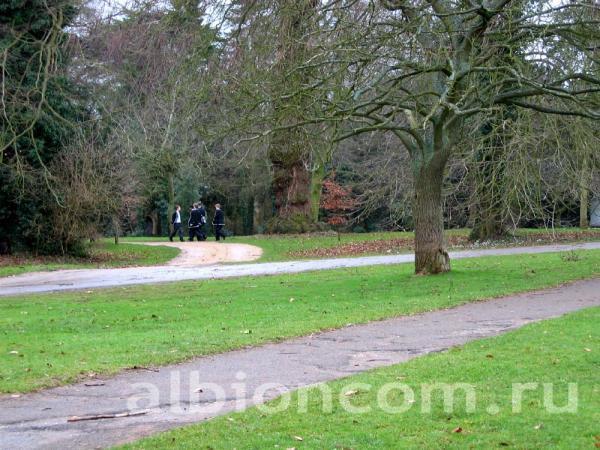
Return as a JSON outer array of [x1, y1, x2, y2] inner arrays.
[[67, 410, 149, 422], [130, 365, 160, 372]]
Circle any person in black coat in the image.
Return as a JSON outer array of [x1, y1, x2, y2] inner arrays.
[[213, 203, 225, 241], [169, 205, 184, 242], [197, 202, 207, 241], [188, 203, 204, 241]]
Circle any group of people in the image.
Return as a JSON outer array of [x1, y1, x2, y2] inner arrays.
[[169, 202, 226, 242]]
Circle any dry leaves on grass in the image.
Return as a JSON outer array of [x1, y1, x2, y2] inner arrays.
[[287, 230, 600, 259], [288, 236, 468, 258]]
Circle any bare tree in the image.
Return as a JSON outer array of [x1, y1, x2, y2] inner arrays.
[[278, 0, 600, 273]]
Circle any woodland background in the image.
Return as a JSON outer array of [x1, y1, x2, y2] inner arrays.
[[1, 0, 598, 263]]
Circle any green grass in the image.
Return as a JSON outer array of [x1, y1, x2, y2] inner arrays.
[[124, 307, 599, 449], [115, 231, 424, 261], [1, 250, 599, 393], [230, 231, 428, 261], [0, 242, 180, 278]]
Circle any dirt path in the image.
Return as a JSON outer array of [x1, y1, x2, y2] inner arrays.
[[140, 241, 263, 266], [0, 278, 598, 450], [1, 242, 600, 297]]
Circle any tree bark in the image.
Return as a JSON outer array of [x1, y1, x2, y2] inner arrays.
[[167, 173, 175, 235], [268, 0, 317, 224], [271, 158, 312, 218], [413, 162, 450, 274], [113, 216, 120, 245], [310, 162, 326, 222]]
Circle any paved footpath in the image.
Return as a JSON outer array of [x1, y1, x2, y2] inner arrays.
[[2, 242, 600, 297], [1, 278, 598, 449]]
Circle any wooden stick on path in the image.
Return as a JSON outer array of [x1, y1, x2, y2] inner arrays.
[[67, 410, 149, 422]]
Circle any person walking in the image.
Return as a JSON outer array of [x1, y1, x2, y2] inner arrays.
[[197, 202, 207, 241], [188, 203, 203, 241], [169, 205, 184, 242], [213, 203, 225, 241]]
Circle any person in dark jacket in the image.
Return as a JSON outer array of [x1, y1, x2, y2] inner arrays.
[[169, 205, 184, 242], [213, 203, 225, 241], [197, 202, 207, 241], [188, 203, 204, 241]]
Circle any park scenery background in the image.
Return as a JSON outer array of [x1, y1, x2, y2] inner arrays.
[[0, 0, 599, 449], [1, 0, 600, 274]]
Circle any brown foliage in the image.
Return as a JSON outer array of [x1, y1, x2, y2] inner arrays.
[[320, 177, 357, 226]]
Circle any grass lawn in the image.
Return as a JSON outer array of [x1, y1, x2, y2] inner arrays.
[[231, 231, 439, 261], [123, 307, 599, 449], [231, 227, 600, 261], [4, 227, 595, 276], [119, 227, 600, 262], [0, 242, 180, 278], [1, 250, 599, 393]]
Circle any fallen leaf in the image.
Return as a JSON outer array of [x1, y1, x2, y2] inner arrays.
[[452, 427, 462, 433]]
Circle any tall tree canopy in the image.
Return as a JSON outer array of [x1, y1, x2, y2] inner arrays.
[[0, 0, 87, 253], [257, 0, 600, 273]]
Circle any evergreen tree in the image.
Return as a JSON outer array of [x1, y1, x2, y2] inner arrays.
[[0, 0, 86, 253]]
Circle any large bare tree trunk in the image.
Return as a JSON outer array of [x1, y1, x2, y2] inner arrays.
[[271, 158, 312, 218], [268, 0, 317, 225], [414, 162, 450, 274]]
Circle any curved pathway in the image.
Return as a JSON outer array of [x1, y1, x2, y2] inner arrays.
[[1, 242, 600, 297], [0, 278, 598, 449], [139, 241, 263, 266]]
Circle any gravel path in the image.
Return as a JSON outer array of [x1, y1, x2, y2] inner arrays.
[[1, 242, 600, 297], [1, 278, 598, 449], [138, 241, 262, 266]]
